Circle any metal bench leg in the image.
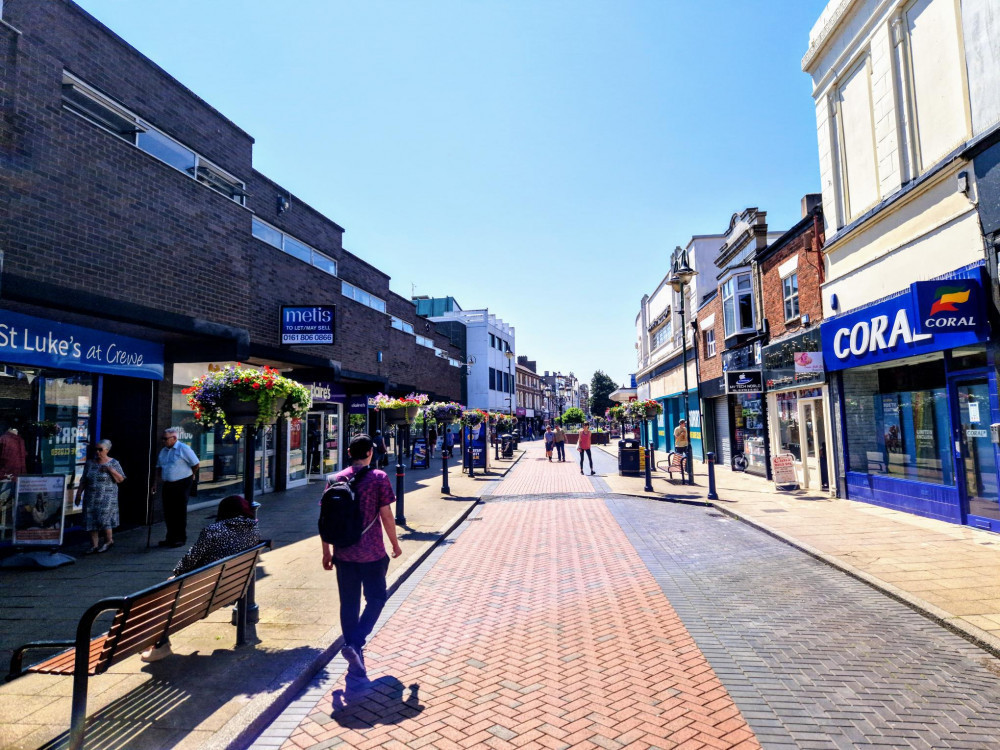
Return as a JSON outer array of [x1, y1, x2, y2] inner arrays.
[[68, 669, 89, 750], [236, 595, 248, 646]]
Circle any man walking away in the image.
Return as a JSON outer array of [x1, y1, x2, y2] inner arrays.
[[544, 425, 555, 461], [151, 427, 200, 547], [322, 434, 402, 679], [553, 424, 567, 462], [674, 419, 691, 466], [578, 422, 595, 475]]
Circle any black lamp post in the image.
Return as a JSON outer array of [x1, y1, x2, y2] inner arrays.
[[668, 246, 698, 487]]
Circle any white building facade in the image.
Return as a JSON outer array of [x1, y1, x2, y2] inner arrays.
[[430, 309, 516, 412], [805, 0, 1000, 530]]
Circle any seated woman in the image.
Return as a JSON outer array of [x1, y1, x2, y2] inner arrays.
[[141, 494, 260, 662]]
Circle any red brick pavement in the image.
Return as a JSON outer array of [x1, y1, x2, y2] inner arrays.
[[492, 440, 594, 496], [279, 489, 760, 750]]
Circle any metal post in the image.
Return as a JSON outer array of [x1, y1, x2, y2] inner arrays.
[[234, 424, 260, 626], [441, 428, 450, 494], [467, 426, 475, 477], [707, 452, 719, 500], [680, 283, 694, 487], [395, 435, 407, 524], [643, 418, 654, 493], [494, 419, 500, 461]]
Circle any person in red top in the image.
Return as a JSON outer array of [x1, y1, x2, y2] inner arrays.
[[577, 422, 596, 475], [322, 434, 402, 678]]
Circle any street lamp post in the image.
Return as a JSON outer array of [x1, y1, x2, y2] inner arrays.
[[668, 246, 698, 487]]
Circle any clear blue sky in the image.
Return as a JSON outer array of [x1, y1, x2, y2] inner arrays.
[[77, 0, 827, 391]]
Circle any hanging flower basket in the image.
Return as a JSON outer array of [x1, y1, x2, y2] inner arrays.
[[424, 401, 465, 423], [374, 392, 428, 425], [183, 365, 312, 437], [383, 405, 419, 425], [463, 409, 486, 427]]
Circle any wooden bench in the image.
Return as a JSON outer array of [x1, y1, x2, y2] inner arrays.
[[665, 451, 687, 480], [6, 541, 269, 750]]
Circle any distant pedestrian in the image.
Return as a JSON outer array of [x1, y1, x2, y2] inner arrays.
[[577, 422, 595, 475], [544, 425, 555, 461], [673, 419, 691, 464], [75, 439, 125, 554], [374, 430, 389, 468], [428, 424, 438, 458], [553, 425, 567, 462], [526, 424, 534, 441], [444, 427, 456, 456], [151, 427, 200, 548], [322, 434, 402, 679]]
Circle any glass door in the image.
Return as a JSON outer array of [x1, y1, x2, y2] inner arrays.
[[322, 409, 341, 476], [286, 419, 307, 488], [800, 399, 830, 491], [956, 379, 999, 529], [254, 425, 275, 494]]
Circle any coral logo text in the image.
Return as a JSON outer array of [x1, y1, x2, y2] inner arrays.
[[925, 285, 975, 328]]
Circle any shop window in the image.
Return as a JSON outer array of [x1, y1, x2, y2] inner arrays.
[[777, 392, 800, 460], [722, 273, 755, 337], [783, 273, 800, 321], [703, 329, 716, 358], [842, 359, 953, 485], [171, 381, 244, 503]]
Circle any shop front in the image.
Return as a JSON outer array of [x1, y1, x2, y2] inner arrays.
[[723, 344, 769, 477], [821, 264, 998, 530], [640, 356, 700, 456], [0, 310, 163, 543], [301, 381, 344, 484], [763, 328, 834, 491]]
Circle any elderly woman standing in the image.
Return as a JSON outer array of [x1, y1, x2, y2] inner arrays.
[[75, 439, 125, 554]]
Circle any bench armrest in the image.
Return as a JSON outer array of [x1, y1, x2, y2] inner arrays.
[[7, 640, 77, 681]]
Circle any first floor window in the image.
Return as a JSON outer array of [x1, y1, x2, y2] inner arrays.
[[783, 273, 799, 321], [489, 368, 496, 390], [722, 273, 754, 336], [703, 329, 716, 358]]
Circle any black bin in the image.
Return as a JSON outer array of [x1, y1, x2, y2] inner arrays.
[[501, 433, 514, 458], [618, 439, 641, 476]]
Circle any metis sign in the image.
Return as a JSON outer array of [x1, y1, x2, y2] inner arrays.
[[911, 279, 983, 333], [281, 305, 335, 345]]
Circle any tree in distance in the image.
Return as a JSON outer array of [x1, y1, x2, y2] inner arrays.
[[589, 371, 617, 418]]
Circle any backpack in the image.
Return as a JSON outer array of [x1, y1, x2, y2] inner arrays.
[[318, 466, 376, 547]]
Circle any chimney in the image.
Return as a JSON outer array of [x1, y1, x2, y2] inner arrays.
[[801, 193, 822, 218]]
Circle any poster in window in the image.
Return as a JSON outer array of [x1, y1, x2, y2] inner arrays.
[[13, 475, 67, 546]]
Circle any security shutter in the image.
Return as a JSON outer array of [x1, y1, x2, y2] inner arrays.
[[713, 397, 731, 468]]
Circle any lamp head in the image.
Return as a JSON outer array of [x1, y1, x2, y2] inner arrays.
[[505, 349, 514, 361]]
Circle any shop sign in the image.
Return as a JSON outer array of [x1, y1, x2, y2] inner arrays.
[[911, 278, 984, 334], [12, 476, 67, 546], [771, 453, 798, 488], [793, 351, 824, 374], [348, 398, 369, 415], [280, 305, 335, 345], [726, 371, 763, 393], [0, 310, 163, 380], [302, 381, 345, 404], [516, 407, 526, 417], [821, 278, 988, 372]]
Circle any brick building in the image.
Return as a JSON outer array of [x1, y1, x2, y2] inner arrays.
[[0, 0, 462, 537]]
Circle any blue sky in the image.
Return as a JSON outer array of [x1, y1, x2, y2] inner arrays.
[[77, 0, 827, 390]]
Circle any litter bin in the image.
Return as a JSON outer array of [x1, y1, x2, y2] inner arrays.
[[501, 433, 514, 458], [618, 439, 641, 476]]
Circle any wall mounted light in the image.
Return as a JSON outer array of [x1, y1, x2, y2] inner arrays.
[[277, 195, 291, 214], [957, 171, 969, 196]]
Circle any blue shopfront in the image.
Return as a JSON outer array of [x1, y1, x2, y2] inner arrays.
[[0, 310, 164, 542], [822, 264, 1000, 531], [654, 389, 702, 461]]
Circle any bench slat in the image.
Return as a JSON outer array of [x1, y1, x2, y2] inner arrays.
[[29, 636, 110, 676]]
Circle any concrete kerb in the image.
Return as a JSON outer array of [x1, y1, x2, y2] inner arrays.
[[209, 448, 526, 750]]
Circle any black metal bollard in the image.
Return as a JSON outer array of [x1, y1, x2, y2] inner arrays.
[[441, 447, 450, 494], [395, 462, 406, 524], [707, 452, 719, 500], [468, 439, 475, 477], [643, 420, 654, 492]]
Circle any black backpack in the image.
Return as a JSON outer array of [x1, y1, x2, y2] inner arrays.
[[318, 466, 376, 547]]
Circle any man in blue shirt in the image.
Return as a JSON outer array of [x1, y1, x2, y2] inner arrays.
[[151, 426, 200, 547]]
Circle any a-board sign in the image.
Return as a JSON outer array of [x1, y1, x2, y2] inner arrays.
[[463, 424, 488, 469], [771, 453, 798, 488], [13, 475, 67, 546], [411, 438, 429, 469]]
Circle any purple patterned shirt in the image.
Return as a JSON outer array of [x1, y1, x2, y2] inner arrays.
[[326, 465, 395, 562]]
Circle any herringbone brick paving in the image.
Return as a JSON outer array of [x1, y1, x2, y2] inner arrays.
[[491, 442, 596, 496], [273, 471, 761, 748], [608, 497, 1000, 749]]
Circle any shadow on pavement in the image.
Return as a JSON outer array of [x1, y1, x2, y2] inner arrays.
[[34, 645, 321, 750], [330, 675, 423, 728]]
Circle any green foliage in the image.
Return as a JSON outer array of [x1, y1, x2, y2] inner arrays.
[[348, 414, 366, 429], [560, 406, 586, 426], [589, 371, 617, 417]]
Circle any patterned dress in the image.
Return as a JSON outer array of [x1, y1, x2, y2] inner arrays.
[[173, 517, 261, 576], [81, 459, 124, 531]]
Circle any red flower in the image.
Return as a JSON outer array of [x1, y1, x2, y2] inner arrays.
[[252, 383, 261, 389]]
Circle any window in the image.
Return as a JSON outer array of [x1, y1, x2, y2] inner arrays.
[[61, 72, 247, 206], [252, 218, 338, 277], [490, 334, 496, 348], [651, 320, 672, 351], [842, 359, 953, 485], [722, 273, 755, 337], [416, 335, 435, 349], [341, 281, 386, 313], [832, 58, 879, 223], [489, 368, 496, 390], [904, 0, 968, 171], [777, 393, 800, 460], [704, 329, 716, 358], [390, 317, 415, 335], [783, 273, 800, 321]]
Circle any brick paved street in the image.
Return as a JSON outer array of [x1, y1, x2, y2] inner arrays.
[[254, 440, 1000, 750]]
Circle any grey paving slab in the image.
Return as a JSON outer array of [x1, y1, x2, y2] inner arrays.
[[608, 496, 1000, 750]]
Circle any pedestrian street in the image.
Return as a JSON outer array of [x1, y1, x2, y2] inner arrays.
[[253, 440, 1000, 750]]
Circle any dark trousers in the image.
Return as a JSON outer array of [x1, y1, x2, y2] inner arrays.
[[335, 555, 390, 650], [578, 447, 593, 471], [162, 477, 192, 543], [555, 442, 566, 461]]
